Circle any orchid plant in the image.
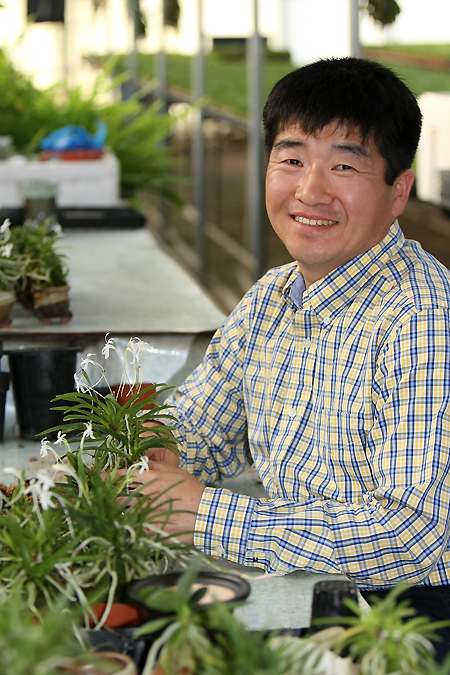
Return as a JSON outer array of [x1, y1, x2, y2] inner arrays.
[[0, 219, 30, 292], [8, 216, 69, 291], [0, 336, 191, 627], [43, 334, 178, 470]]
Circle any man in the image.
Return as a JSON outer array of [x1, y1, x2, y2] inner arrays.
[[129, 58, 450, 653]]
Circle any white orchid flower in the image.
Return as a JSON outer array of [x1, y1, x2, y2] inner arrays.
[[40, 437, 63, 462], [126, 337, 150, 365], [137, 456, 149, 474], [0, 218, 11, 233], [52, 223, 62, 235], [74, 371, 89, 393], [0, 243, 13, 258], [79, 352, 99, 370], [102, 334, 116, 359], [27, 470, 57, 511], [40, 437, 52, 457], [54, 431, 67, 446], [82, 421, 95, 441], [125, 457, 149, 493]]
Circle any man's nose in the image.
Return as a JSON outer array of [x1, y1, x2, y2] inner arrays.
[[294, 165, 332, 205]]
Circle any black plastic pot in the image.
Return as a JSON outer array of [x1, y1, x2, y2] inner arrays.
[[8, 348, 77, 440], [128, 570, 251, 620], [310, 579, 358, 630]]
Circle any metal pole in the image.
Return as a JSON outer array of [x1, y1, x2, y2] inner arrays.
[[247, 0, 264, 280], [350, 0, 361, 58], [156, 0, 168, 111], [192, 0, 206, 279], [124, 0, 139, 98]]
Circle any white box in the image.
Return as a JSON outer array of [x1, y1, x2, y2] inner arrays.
[[416, 92, 450, 204], [0, 152, 120, 208]]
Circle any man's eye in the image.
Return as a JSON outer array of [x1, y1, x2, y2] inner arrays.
[[285, 158, 302, 166], [336, 164, 354, 171]]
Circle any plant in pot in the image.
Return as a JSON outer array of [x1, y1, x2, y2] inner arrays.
[[0, 218, 28, 327], [132, 558, 282, 675], [9, 217, 72, 323], [0, 591, 138, 675], [0, 337, 193, 632]]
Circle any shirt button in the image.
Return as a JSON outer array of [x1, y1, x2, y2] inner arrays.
[[302, 338, 312, 348], [214, 544, 225, 555], [287, 407, 297, 418]]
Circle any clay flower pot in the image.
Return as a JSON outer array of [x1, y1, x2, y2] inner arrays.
[[91, 602, 148, 629], [31, 284, 72, 324], [0, 290, 16, 327], [112, 383, 156, 410]]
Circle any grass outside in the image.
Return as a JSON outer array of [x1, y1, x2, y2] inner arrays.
[[137, 52, 295, 118], [135, 45, 450, 118]]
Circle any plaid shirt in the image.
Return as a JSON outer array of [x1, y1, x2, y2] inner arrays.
[[168, 221, 450, 589]]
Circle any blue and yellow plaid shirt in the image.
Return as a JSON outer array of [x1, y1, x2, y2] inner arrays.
[[168, 221, 450, 589]]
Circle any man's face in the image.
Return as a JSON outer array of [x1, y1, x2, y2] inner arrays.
[[265, 122, 414, 288]]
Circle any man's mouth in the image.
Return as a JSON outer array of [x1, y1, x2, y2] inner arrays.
[[293, 216, 337, 227]]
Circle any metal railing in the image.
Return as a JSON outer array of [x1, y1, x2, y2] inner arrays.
[[145, 93, 268, 313]]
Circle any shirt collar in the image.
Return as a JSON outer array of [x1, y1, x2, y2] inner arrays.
[[282, 220, 405, 324]]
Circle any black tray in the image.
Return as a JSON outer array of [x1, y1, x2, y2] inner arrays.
[[0, 206, 146, 229]]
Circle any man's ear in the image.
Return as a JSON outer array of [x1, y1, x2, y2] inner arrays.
[[392, 169, 415, 220]]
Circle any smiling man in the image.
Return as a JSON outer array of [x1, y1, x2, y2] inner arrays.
[[132, 58, 450, 658]]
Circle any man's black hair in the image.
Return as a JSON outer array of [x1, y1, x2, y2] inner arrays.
[[262, 57, 422, 185]]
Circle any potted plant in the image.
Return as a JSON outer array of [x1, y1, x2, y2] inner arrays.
[[0, 218, 28, 326], [0, 337, 193, 631], [9, 216, 72, 323], [0, 592, 138, 675], [133, 558, 280, 675], [132, 558, 450, 675]]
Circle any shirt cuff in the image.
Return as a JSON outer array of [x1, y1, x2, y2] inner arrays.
[[194, 486, 257, 564]]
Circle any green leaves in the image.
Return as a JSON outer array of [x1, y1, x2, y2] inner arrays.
[[364, 0, 401, 26], [43, 382, 178, 470]]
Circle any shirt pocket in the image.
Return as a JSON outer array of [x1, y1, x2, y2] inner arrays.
[[316, 407, 373, 497]]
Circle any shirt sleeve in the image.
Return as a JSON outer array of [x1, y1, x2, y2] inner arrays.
[[166, 294, 252, 484], [191, 308, 450, 589]]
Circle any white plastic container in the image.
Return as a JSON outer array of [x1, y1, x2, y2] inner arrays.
[[416, 92, 450, 205], [0, 153, 120, 208]]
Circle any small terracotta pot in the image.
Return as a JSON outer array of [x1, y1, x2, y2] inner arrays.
[[32, 284, 72, 324], [0, 290, 16, 327], [112, 383, 156, 410], [91, 602, 148, 629]]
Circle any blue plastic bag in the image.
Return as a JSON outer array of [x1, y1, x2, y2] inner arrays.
[[40, 120, 108, 151]]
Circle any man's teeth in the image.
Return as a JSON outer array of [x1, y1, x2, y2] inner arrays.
[[294, 216, 336, 226]]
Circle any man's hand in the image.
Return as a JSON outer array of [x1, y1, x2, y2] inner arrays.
[[141, 420, 179, 466], [120, 461, 205, 544]]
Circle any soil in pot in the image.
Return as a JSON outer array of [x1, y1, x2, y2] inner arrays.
[[129, 570, 251, 621]]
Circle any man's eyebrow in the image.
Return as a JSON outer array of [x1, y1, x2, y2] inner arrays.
[[332, 142, 370, 159], [272, 139, 305, 150]]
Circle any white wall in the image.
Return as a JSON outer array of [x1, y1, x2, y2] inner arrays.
[[360, 0, 450, 46], [279, 0, 353, 65]]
